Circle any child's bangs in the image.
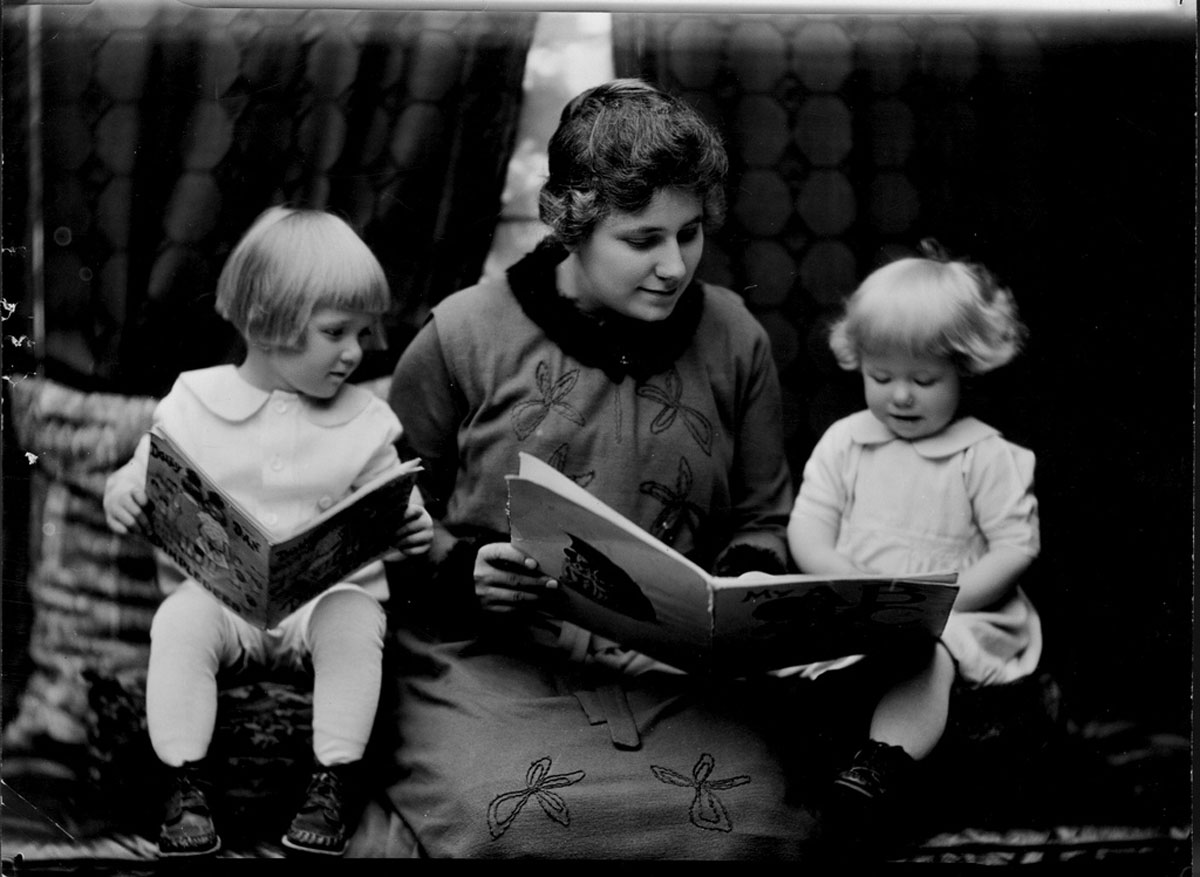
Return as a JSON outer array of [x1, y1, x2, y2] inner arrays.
[[318, 258, 391, 317], [255, 257, 389, 351], [278, 234, 390, 315]]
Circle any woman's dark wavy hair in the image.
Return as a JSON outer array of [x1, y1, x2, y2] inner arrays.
[[538, 79, 729, 248]]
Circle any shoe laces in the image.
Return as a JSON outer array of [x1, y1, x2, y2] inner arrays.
[[166, 769, 213, 821], [300, 768, 345, 823]]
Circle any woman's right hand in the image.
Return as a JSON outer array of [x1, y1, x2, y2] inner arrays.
[[473, 541, 558, 614]]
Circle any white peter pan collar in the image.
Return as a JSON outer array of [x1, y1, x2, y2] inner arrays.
[[846, 409, 999, 459], [176, 365, 374, 427]]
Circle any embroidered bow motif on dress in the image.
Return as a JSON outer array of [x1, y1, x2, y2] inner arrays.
[[640, 456, 706, 544], [487, 756, 586, 839], [511, 361, 586, 440], [636, 367, 713, 456], [651, 753, 751, 833], [548, 442, 596, 487]]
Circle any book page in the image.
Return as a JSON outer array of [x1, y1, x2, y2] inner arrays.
[[507, 454, 714, 670], [145, 430, 273, 623], [709, 573, 959, 672], [264, 465, 421, 626], [506, 454, 960, 674], [297, 457, 423, 530]]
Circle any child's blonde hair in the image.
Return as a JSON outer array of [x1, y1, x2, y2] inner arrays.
[[829, 240, 1025, 375], [215, 206, 390, 350]]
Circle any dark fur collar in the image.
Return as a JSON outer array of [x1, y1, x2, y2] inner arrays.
[[506, 238, 704, 382]]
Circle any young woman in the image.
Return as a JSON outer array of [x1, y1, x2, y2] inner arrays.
[[371, 80, 809, 859]]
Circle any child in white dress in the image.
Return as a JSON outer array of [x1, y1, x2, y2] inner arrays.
[[104, 206, 433, 857], [788, 240, 1041, 842]]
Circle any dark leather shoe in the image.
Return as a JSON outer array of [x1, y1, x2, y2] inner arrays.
[[159, 760, 221, 858], [281, 761, 361, 856]]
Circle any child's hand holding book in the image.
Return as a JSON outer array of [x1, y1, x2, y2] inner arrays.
[[393, 501, 433, 557], [104, 465, 150, 536]]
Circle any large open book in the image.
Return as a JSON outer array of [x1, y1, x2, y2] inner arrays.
[[145, 430, 421, 629], [506, 452, 958, 674]]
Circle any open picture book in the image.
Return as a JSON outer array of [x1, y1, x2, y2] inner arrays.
[[145, 429, 421, 629], [506, 452, 959, 675]]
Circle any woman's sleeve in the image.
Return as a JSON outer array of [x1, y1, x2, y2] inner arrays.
[[388, 318, 465, 521], [716, 330, 794, 576], [965, 439, 1041, 559], [387, 319, 485, 626]]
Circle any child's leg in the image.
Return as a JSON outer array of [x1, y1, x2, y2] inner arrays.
[[146, 582, 243, 857], [147, 582, 242, 766], [306, 587, 387, 765], [868, 641, 957, 760], [829, 644, 956, 816], [282, 587, 386, 855], [821, 643, 956, 863]]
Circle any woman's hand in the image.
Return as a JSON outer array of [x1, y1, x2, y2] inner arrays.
[[103, 472, 149, 535], [473, 541, 558, 614], [394, 503, 434, 556]]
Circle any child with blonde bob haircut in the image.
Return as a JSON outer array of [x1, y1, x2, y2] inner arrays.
[[215, 205, 390, 352], [789, 240, 1041, 848], [104, 206, 433, 858]]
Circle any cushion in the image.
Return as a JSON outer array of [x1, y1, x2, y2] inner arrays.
[[84, 671, 315, 845], [4, 377, 160, 758]]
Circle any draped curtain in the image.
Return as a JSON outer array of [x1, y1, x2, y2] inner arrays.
[[2, 3, 538, 397], [611, 12, 1050, 465]]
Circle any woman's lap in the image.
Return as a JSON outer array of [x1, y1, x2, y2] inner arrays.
[[351, 626, 842, 859]]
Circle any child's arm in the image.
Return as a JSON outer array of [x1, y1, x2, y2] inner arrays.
[[788, 419, 862, 576], [958, 438, 1040, 611], [952, 546, 1032, 612], [788, 511, 863, 576], [103, 434, 151, 535]]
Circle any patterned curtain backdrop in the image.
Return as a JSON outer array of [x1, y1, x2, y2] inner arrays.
[[612, 13, 1050, 467], [1, 3, 538, 397]]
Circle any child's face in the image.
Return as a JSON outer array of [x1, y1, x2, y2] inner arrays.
[[560, 187, 704, 323], [861, 348, 960, 441], [260, 308, 374, 399]]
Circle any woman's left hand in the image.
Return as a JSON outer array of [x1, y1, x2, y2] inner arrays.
[[473, 541, 558, 614], [394, 503, 434, 556]]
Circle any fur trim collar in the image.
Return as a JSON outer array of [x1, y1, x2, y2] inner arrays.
[[507, 238, 704, 381]]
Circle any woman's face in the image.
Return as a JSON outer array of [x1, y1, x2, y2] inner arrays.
[[560, 188, 704, 322]]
